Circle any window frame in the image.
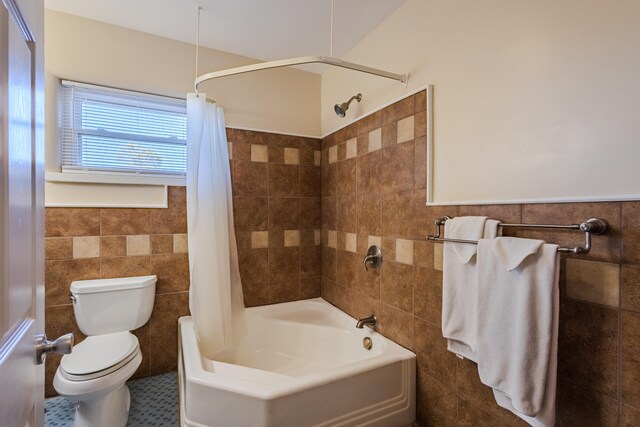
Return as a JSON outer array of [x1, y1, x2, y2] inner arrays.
[[51, 80, 188, 186]]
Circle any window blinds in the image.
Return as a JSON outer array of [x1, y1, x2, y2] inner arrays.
[[61, 81, 187, 176]]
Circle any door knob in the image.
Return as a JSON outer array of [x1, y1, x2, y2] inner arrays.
[[34, 333, 74, 365]]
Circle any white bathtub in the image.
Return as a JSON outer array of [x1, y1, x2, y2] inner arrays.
[[178, 298, 416, 427]]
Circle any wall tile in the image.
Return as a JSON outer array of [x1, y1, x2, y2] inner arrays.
[[234, 197, 269, 231], [327, 230, 337, 249], [45, 238, 72, 260], [284, 230, 300, 247], [328, 145, 337, 163], [148, 292, 189, 336], [336, 250, 357, 289], [269, 164, 299, 197], [173, 234, 188, 254], [126, 235, 151, 256], [433, 243, 443, 271], [380, 141, 414, 194], [622, 264, 640, 312], [397, 115, 415, 143], [621, 404, 640, 427], [414, 266, 442, 326], [284, 147, 299, 165], [45, 208, 100, 237], [345, 233, 357, 253], [368, 128, 382, 152], [356, 264, 380, 299], [395, 239, 414, 265], [356, 110, 382, 136], [301, 246, 321, 278], [243, 282, 269, 307], [345, 138, 357, 159], [314, 229, 321, 246], [251, 231, 269, 249], [336, 196, 357, 233], [414, 319, 457, 387], [356, 151, 381, 195], [101, 208, 150, 236], [414, 136, 427, 190], [321, 163, 336, 197], [356, 193, 382, 236], [382, 95, 415, 125], [300, 197, 321, 229], [556, 380, 620, 427], [558, 299, 618, 397], [239, 248, 268, 285], [269, 198, 299, 230], [380, 303, 414, 350], [336, 158, 357, 196], [416, 370, 457, 427], [413, 240, 433, 268], [322, 247, 337, 282], [45, 259, 101, 306], [565, 259, 620, 307], [250, 144, 268, 162], [313, 150, 321, 166], [381, 261, 413, 312], [150, 186, 187, 234], [102, 256, 151, 279], [301, 277, 321, 299], [300, 166, 321, 197], [150, 254, 189, 293], [150, 235, 172, 255], [623, 201, 640, 265], [381, 190, 414, 238], [622, 312, 640, 407], [381, 122, 397, 148], [233, 160, 268, 196]]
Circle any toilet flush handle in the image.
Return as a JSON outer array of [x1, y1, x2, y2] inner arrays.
[[34, 333, 74, 365]]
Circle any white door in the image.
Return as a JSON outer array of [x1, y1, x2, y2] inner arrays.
[[0, 0, 46, 426]]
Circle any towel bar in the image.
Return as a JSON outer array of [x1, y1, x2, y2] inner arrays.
[[426, 217, 608, 254]]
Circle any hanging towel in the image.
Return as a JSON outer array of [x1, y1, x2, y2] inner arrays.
[[476, 237, 559, 427], [442, 216, 500, 361]]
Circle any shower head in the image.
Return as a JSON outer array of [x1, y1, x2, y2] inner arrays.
[[334, 93, 362, 117]]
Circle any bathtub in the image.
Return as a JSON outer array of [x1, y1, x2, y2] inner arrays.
[[178, 298, 416, 427]]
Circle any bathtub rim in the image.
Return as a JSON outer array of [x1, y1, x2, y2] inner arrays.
[[179, 297, 416, 401]]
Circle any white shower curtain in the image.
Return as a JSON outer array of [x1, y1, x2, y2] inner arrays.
[[186, 93, 246, 358]]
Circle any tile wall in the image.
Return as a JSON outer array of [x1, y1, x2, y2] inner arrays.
[[320, 90, 640, 426], [228, 128, 323, 306], [44, 129, 322, 397]]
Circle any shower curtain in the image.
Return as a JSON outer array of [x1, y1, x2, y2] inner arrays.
[[186, 93, 246, 358]]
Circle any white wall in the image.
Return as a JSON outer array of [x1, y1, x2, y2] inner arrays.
[[321, 0, 640, 204], [44, 10, 321, 206]]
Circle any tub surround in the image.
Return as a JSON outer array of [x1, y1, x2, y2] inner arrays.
[[320, 89, 640, 426]]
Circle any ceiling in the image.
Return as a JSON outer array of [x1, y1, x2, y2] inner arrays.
[[44, 0, 407, 73]]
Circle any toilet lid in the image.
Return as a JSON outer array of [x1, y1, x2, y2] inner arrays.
[[60, 332, 139, 378]]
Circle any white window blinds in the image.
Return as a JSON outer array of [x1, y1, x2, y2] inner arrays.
[[61, 81, 187, 176]]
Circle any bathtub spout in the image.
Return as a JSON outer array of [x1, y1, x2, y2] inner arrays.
[[356, 314, 377, 329]]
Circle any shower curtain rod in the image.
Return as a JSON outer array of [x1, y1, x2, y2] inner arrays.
[[194, 55, 409, 91]]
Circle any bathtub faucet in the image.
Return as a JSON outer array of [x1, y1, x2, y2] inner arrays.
[[356, 314, 377, 329]]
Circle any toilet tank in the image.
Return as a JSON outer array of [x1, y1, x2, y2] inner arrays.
[[70, 275, 157, 336]]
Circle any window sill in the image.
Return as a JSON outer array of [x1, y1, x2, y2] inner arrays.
[[45, 171, 186, 186]]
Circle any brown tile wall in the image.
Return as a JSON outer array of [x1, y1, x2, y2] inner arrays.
[[44, 129, 322, 397], [320, 90, 640, 426], [229, 128, 323, 306]]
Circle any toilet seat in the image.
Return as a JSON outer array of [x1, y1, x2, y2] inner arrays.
[[60, 332, 139, 381]]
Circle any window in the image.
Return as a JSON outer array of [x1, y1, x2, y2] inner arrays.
[[61, 81, 187, 177]]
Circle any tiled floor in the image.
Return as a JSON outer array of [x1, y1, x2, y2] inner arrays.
[[45, 372, 178, 427]]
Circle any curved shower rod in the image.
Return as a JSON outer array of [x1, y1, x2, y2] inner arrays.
[[194, 55, 409, 91]]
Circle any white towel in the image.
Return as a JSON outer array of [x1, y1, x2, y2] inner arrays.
[[442, 216, 500, 361], [476, 237, 559, 427]]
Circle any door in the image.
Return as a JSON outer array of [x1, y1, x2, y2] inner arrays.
[[0, 0, 45, 426]]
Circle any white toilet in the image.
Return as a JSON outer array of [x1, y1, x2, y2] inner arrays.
[[53, 275, 157, 427]]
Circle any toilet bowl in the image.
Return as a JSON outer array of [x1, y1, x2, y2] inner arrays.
[[53, 275, 157, 427]]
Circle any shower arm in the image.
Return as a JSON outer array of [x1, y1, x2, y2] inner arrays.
[[194, 55, 409, 91]]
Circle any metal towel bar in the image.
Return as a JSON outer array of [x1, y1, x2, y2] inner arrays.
[[426, 216, 608, 254]]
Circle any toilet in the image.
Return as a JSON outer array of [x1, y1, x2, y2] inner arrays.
[[53, 275, 157, 427]]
